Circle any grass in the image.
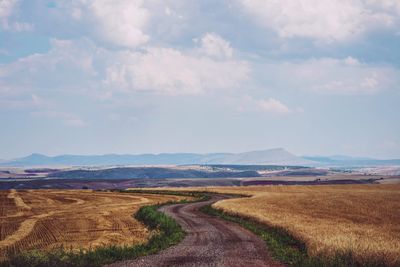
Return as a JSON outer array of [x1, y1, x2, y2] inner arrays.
[[149, 185, 400, 266], [0, 197, 192, 267], [122, 189, 210, 199], [193, 185, 400, 266], [0, 190, 187, 259], [201, 204, 391, 267], [4, 186, 398, 266], [213, 185, 400, 264]]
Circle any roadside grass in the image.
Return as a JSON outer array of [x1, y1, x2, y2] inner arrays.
[[0, 195, 197, 267], [3, 188, 391, 267], [121, 189, 211, 200], [201, 204, 391, 267], [196, 184, 400, 265]]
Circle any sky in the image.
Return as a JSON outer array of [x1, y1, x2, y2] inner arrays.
[[0, 0, 400, 159]]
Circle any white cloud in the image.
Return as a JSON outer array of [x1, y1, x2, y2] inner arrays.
[[1, 35, 249, 100], [0, 38, 103, 112], [262, 57, 399, 94], [237, 0, 399, 42], [104, 36, 249, 95], [2, 34, 398, 101], [196, 33, 234, 59], [257, 98, 291, 114], [0, 0, 17, 19], [0, 0, 32, 31], [236, 95, 292, 114], [68, 0, 150, 48], [367, 0, 400, 15], [0, 38, 98, 91], [344, 56, 361, 66]]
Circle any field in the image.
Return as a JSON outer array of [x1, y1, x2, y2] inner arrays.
[[160, 184, 400, 265], [0, 189, 186, 259]]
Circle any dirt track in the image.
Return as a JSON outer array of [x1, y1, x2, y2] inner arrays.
[[108, 195, 281, 267]]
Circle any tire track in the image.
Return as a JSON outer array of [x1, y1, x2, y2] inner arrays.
[[107, 195, 283, 267]]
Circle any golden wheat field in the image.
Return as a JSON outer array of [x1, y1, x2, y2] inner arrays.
[[0, 189, 185, 259], [157, 184, 400, 265]]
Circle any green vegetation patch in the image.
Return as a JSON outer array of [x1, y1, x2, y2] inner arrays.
[[1, 200, 187, 267]]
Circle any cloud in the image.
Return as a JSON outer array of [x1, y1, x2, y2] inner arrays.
[[1, 34, 249, 101], [0, 0, 17, 19], [367, 0, 400, 15], [70, 0, 150, 48], [196, 32, 234, 59], [236, 95, 292, 114], [105, 46, 249, 95], [236, 0, 399, 42], [104, 34, 249, 95], [0, 0, 32, 31], [261, 57, 400, 95], [2, 33, 398, 103], [257, 98, 292, 114], [0, 38, 102, 112], [0, 38, 98, 92]]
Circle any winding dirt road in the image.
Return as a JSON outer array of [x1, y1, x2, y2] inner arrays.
[[107, 195, 282, 267]]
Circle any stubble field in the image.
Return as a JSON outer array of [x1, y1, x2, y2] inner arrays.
[[0, 189, 185, 259]]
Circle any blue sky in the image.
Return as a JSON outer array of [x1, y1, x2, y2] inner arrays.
[[1, 0, 400, 159]]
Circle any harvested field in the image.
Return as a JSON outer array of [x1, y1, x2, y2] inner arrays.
[[0, 189, 186, 259], [156, 184, 400, 265]]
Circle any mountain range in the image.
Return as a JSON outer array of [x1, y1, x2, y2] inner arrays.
[[1, 148, 399, 167], [1, 148, 311, 167], [303, 156, 400, 167]]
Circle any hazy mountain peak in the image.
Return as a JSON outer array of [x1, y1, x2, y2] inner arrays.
[[24, 153, 49, 159], [1, 149, 311, 167]]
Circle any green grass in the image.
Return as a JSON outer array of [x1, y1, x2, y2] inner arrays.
[[0, 199, 188, 267], [122, 189, 210, 199], [200, 205, 390, 267], [3, 189, 390, 267]]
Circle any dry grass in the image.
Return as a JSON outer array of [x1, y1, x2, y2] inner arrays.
[[159, 184, 400, 265], [0, 189, 185, 259]]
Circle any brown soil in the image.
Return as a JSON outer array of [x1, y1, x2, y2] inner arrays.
[[107, 195, 282, 267]]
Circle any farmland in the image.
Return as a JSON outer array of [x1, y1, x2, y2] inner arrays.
[[161, 184, 400, 265], [0, 189, 186, 259]]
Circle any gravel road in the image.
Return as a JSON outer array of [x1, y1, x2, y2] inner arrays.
[[106, 195, 282, 267]]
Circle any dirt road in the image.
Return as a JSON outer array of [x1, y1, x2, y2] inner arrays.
[[107, 195, 282, 267]]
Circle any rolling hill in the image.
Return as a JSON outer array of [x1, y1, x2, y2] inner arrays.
[[3, 149, 398, 167], [0, 148, 313, 167]]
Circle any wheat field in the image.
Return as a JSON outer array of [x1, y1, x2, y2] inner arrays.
[[0, 189, 185, 259], [159, 184, 400, 265]]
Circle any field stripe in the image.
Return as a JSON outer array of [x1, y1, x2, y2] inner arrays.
[[0, 212, 53, 248], [7, 190, 31, 211]]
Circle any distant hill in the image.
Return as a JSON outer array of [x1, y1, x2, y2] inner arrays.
[[3, 150, 398, 167], [208, 148, 312, 165], [0, 148, 313, 167], [303, 155, 400, 167]]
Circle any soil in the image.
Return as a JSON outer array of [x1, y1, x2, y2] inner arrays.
[[107, 195, 282, 267]]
